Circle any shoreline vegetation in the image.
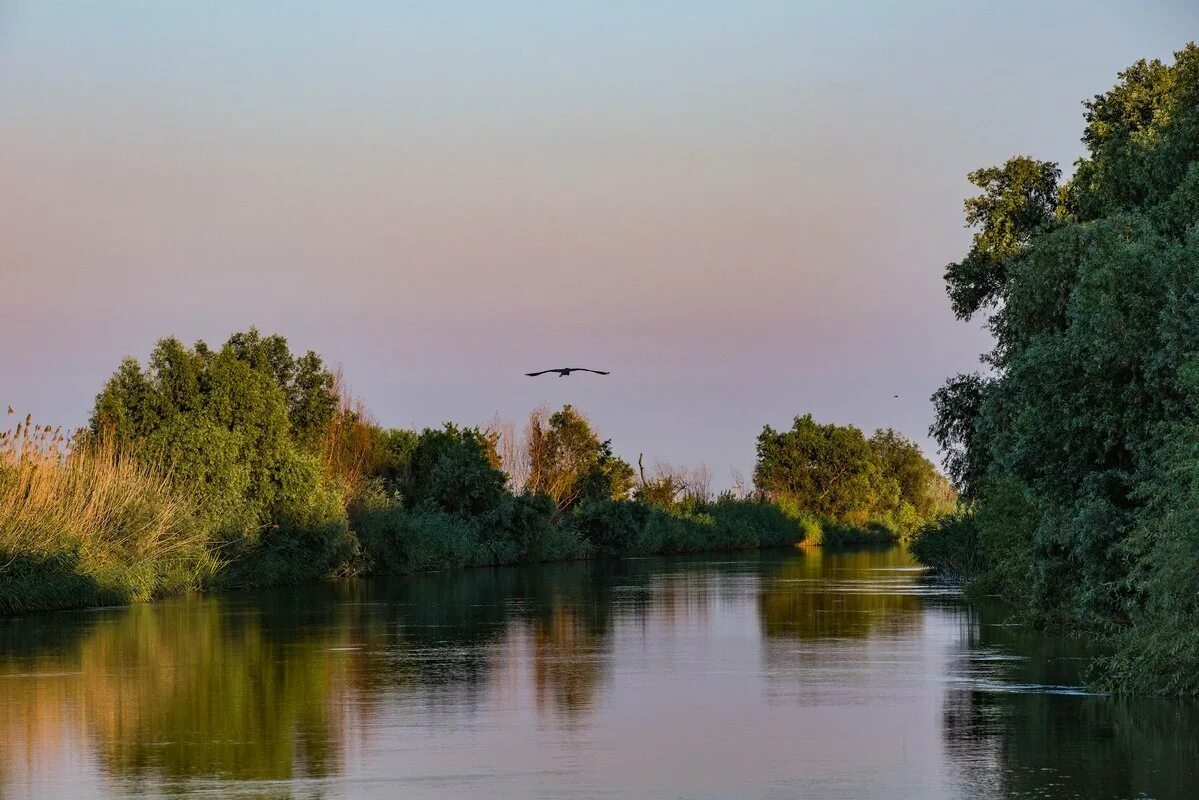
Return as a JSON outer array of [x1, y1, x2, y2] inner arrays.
[[1, 331, 952, 617], [909, 44, 1199, 695]]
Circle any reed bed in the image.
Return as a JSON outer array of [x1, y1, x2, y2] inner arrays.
[[0, 410, 217, 614]]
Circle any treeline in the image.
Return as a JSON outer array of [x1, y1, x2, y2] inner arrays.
[[910, 44, 1199, 695], [1, 330, 951, 616]]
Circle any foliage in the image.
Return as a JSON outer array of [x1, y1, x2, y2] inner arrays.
[[924, 45, 1199, 692], [943, 157, 1062, 319], [564, 496, 811, 557], [89, 329, 348, 585], [354, 491, 577, 573], [570, 499, 648, 556], [754, 414, 952, 535], [404, 424, 508, 516], [909, 514, 986, 582], [635, 460, 713, 509], [524, 405, 635, 514]]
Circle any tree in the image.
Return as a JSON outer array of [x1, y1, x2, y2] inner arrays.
[[635, 460, 712, 508], [406, 424, 507, 516], [754, 415, 887, 523], [523, 405, 633, 514], [868, 429, 952, 526], [926, 45, 1199, 677], [944, 157, 1061, 320], [89, 330, 346, 545]]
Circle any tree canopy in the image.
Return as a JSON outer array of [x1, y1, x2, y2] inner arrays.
[[524, 405, 635, 514], [927, 44, 1199, 692], [754, 414, 951, 533], [90, 328, 344, 544]]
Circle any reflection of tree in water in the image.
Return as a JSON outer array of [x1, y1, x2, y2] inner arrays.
[[346, 568, 515, 704], [515, 561, 619, 720], [0, 592, 362, 790], [86, 597, 360, 782], [528, 601, 607, 717], [516, 556, 755, 720], [937, 598, 1199, 799], [757, 547, 924, 641], [2, 551, 974, 797]]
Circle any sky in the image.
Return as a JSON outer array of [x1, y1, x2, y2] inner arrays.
[[2, 2, 1197, 486]]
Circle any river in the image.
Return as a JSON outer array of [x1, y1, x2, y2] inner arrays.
[[1, 546, 1196, 799]]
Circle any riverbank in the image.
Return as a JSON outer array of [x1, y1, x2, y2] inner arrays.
[[0, 471, 903, 617], [3, 330, 952, 618]]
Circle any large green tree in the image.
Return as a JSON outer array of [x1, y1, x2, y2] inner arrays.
[[755, 415, 879, 524], [90, 329, 346, 576], [929, 45, 1199, 690]]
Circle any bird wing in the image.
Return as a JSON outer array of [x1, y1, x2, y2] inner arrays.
[[574, 368, 609, 375], [526, 370, 555, 377]]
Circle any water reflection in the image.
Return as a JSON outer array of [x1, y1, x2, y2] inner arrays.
[[935, 596, 1199, 799], [0, 548, 1197, 798]]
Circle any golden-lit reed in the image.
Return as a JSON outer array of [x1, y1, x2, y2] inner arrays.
[[0, 409, 217, 611]]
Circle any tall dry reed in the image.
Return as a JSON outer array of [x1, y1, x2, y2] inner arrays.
[[0, 410, 217, 613]]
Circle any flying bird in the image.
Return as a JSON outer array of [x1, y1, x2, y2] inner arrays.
[[526, 367, 610, 378]]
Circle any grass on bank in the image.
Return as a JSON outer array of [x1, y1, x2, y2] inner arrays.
[[0, 418, 217, 614]]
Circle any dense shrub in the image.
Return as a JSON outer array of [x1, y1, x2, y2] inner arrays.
[[478, 492, 558, 562], [909, 514, 985, 582], [405, 424, 507, 516], [570, 499, 647, 556], [356, 506, 488, 574]]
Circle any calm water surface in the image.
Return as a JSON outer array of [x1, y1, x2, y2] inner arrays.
[[2, 547, 1196, 799]]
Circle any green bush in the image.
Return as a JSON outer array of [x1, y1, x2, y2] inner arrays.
[[89, 329, 349, 586], [405, 424, 506, 516], [356, 506, 488, 574], [909, 513, 985, 581], [478, 492, 557, 562], [570, 499, 647, 556]]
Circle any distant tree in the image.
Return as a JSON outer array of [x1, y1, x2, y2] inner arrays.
[[524, 405, 634, 514], [753, 414, 887, 523], [635, 460, 712, 508], [868, 428, 955, 534]]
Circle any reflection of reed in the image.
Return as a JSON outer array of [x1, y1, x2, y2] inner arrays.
[[0, 652, 88, 795], [0, 595, 365, 790]]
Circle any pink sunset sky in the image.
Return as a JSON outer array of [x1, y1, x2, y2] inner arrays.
[[3, 1, 1197, 484]]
